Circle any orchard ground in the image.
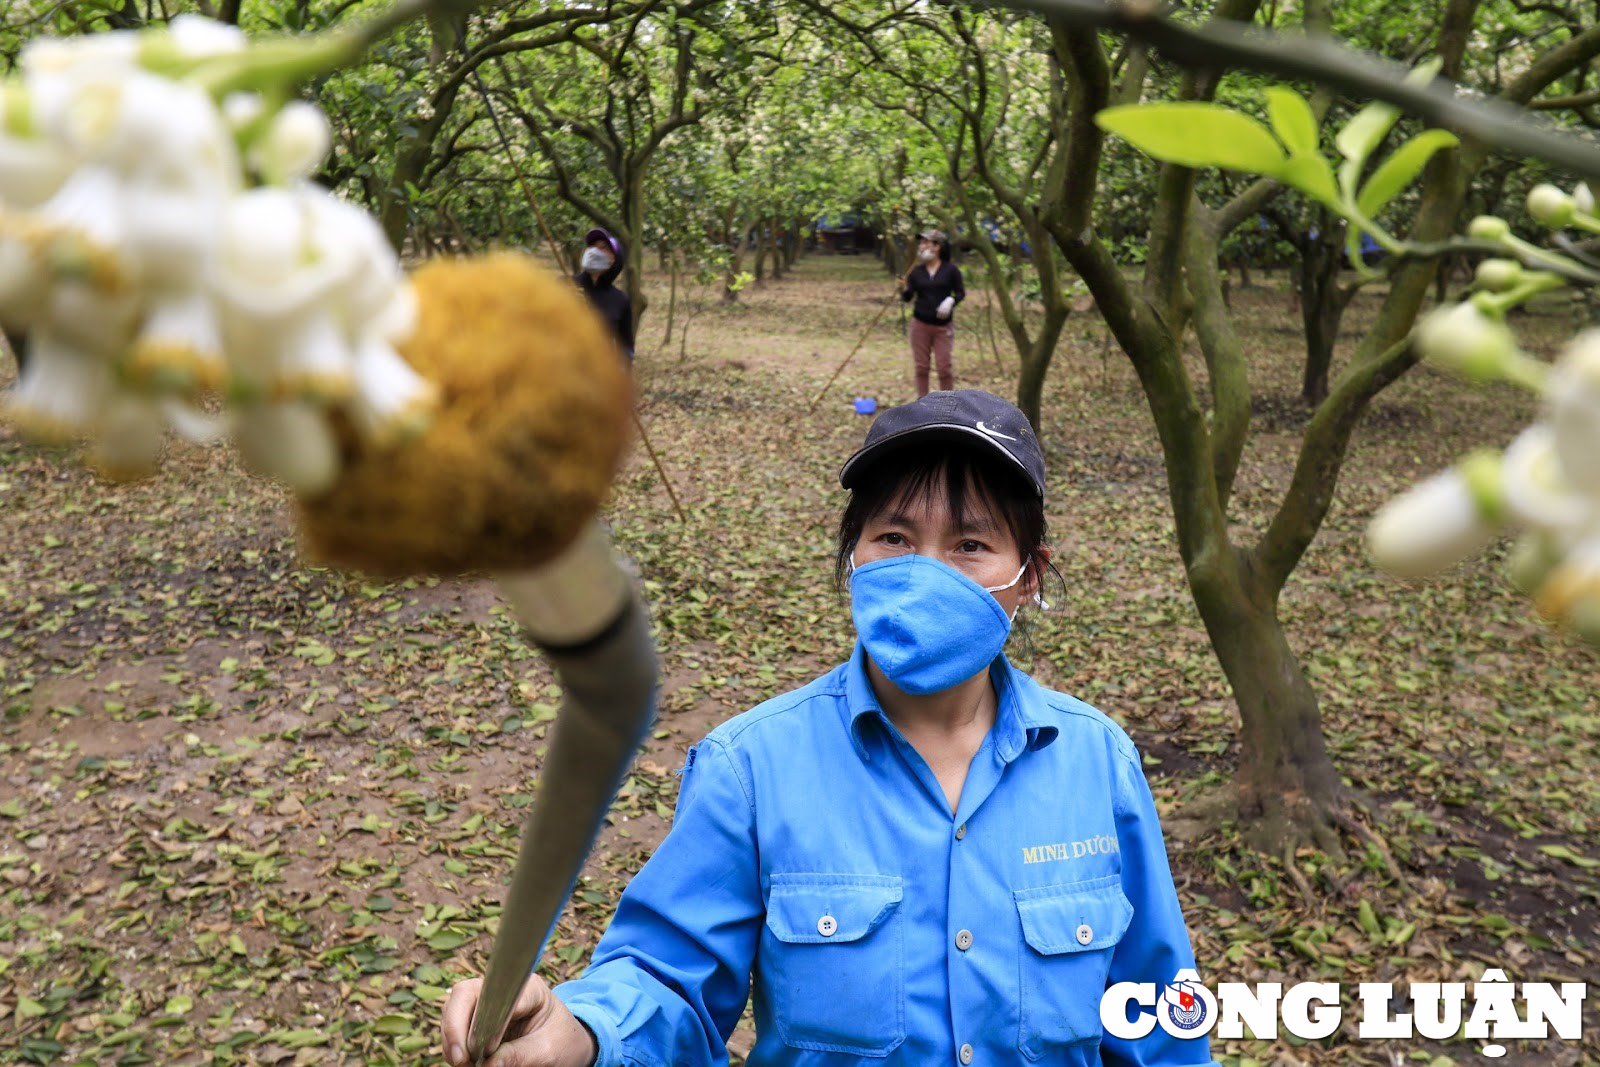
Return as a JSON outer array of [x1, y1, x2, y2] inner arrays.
[[1, 253, 1597, 1067]]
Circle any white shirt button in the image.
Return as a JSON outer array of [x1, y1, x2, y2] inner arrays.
[[955, 929, 973, 951], [959, 1042, 974, 1064], [817, 915, 837, 937], [1076, 923, 1094, 945], [954, 823, 967, 840]]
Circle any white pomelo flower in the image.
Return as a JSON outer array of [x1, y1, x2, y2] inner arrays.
[[1500, 424, 1596, 534], [1367, 460, 1503, 578], [214, 186, 354, 399], [1546, 330, 1600, 493], [298, 189, 434, 442], [3, 328, 113, 440], [233, 400, 341, 495]]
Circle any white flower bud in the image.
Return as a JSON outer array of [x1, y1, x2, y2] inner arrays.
[[1473, 258, 1522, 293], [222, 92, 266, 132], [165, 14, 247, 57], [1413, 302, 1519, 383], [251, 101, 330, 184], [1528, 183, 1575, 227], [1467, 216, 1509, 240], [1574, 183, 1596, 217], [1367, 459, 1502, 578]]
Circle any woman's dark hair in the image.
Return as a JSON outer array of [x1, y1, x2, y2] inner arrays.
[[833, 441, 1048, 590]]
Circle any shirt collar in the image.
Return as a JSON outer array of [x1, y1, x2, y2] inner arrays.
[[842, 642, 1060, 763]]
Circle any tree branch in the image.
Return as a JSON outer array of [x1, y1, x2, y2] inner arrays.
[[998, 0, 1600, 183]]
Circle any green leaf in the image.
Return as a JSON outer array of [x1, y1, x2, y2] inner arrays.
[[426, 930, 471, 952], [1334, 98, 1401, 172], [1355, 129, 1459, 217], [163, 995, 194, 1015], [1096, 103, 1287, 175], [1538, 843, 1600, 869], [1264, 88, 1319, 156], [372, 1013, 414, 1035], [15, 996, 48, 1018], [1275, 154, 1340, 208]]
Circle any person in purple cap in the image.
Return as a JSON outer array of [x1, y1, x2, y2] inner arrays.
[[576, 227, 634, 362], [442, 390, 1214, 1067]]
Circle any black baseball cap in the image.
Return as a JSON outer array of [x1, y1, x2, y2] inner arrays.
[[839, 390, 1046, 498], [584, 228, 619, 253]]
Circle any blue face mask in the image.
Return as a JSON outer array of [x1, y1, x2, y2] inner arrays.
[[849, 554, 1027, 696]]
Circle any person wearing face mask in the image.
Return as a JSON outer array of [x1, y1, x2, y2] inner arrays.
[[900, 228, 964, 397], [575, 228, 634, 362], [440, 390, 1214, 1067]]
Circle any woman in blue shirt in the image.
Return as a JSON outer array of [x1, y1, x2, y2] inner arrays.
[[442, 390, 1215, 1067]]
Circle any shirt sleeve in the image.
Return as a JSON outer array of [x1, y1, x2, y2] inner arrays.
[[554, 738, 761, 1067], [901, 273, 915, 303], [1102, 748, 1218, 1067]]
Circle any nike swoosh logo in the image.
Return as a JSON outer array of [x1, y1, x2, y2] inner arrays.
[[975, 421, 1018, 442]]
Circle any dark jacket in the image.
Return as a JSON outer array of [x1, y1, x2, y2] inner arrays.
[[576, 236, 635, 357], [901, 260, 965, 325]]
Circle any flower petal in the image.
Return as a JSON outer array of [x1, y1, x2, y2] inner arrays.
[[1367, 467, 1501, 578], [1502, 424, 1595, 533], [346, 338, 436, 447], [233, 401, 340, 495], [125, 288, 225, 394], [4, 328, 113, 441]]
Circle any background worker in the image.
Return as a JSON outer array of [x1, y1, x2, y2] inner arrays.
[[576, 227, 634, 362], [901, 228, 964, 396]]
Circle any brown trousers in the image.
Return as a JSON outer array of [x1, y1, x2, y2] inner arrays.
[[909, 318, 955, 396]]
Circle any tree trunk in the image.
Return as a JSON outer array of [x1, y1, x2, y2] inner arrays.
[[769, 221, 785, 281], [752, 222, 768, 284], [660, 251, 679, 352], [1191, 561, 1344, 851], [1014, 308, 1069, 432], [786, 216, 805, 267], [623, 172, 649, 328], [1297, 219, 1345, 406]]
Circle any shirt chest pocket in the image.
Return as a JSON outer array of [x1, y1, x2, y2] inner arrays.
[[1015, 875, 1133, 1060], [761, 873, 905, 1056]]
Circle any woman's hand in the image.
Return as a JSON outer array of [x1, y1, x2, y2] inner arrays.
[[441, 974, 599, 1067]]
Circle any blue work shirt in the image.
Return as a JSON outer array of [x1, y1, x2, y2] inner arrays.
[[556, 644, 1215, 1067]]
